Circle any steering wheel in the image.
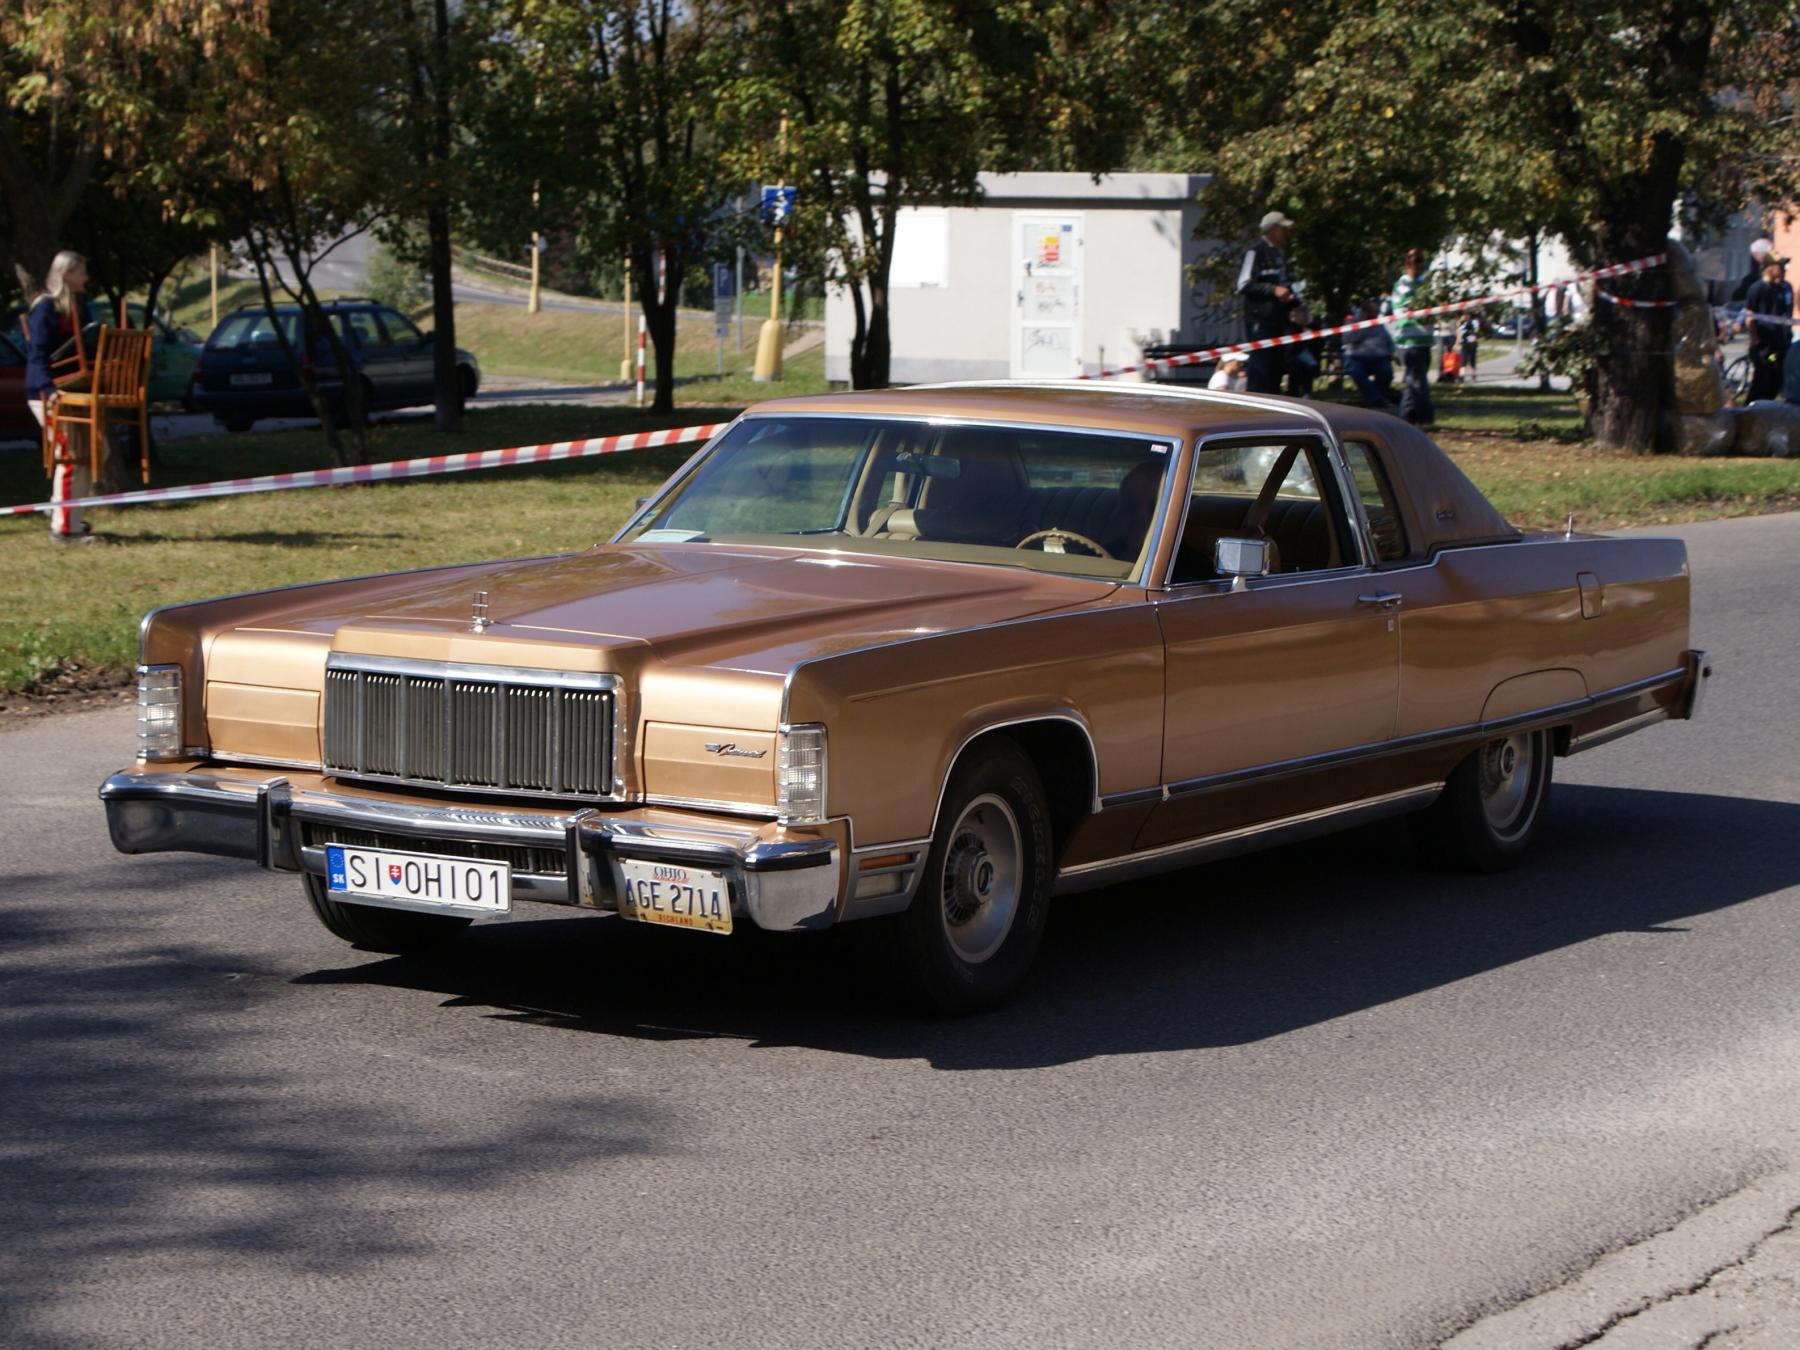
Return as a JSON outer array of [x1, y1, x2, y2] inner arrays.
[[1014, 527, 1115, 560]]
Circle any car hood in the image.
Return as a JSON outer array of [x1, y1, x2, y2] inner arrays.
[[247, 543, 1117, 676]]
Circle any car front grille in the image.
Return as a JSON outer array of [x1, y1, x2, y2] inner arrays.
[[323, 656, 618, 800]]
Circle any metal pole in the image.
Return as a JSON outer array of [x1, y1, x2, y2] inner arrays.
[[735, 242, 744, 352], [619, 255, 633, 381], [210, 243, 219, 329], [753, 116, 788, 382], [635, 314, 646, 407], [528, 183, 542, 314]]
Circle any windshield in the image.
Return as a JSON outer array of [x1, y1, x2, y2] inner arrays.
[[621, 415, 1174, 582], [209, 312, 300, 350]]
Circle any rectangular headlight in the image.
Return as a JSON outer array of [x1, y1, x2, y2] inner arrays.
[[136, 665, 184, 761], [776, 723, 827, 825]]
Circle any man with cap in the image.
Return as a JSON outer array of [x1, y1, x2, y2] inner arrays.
[[1237, 210, 1300, 395]]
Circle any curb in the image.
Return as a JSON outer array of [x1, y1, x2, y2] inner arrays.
[[1443, 1169, 1800, 1349]]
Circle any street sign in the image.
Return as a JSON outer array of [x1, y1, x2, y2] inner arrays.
[[761, 186, 797, 225], [714, 263, 733, 339]]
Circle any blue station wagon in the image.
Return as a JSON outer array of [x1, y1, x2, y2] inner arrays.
[[191, 299, 480, 432]]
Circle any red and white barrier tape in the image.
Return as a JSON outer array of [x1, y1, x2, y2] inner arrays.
[[1594, 290, 1681, 310], [1595, 289, 1800, 327], [3, 421, 724, 518], [1082, 253, 1669, 381]]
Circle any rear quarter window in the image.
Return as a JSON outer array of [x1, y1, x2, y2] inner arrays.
[[1342, 440, 1409, 562]]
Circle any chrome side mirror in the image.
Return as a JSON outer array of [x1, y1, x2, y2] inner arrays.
[[1215, 536, 1271, 591]]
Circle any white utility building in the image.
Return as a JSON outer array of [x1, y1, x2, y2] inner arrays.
[[823, 172, 1233, 385]]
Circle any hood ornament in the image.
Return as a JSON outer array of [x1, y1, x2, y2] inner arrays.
[[470, 590, 490, 633]]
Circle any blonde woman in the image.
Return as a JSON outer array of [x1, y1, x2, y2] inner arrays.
[[26, 250, 96, 541]]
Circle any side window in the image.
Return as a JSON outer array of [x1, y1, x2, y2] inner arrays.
[[343, 310, 392, 348], [1342, 441, 1409, 562], [378, 306, 424, 344], [1172, 439, 1353, 584]]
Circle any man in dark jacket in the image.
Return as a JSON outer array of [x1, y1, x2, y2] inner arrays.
[[1745, 255, 1794, 402], [1237, 211, 1299, 395]]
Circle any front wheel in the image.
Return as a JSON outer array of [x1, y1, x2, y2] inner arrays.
[[895, 741, 1053, 1014], [304, 873, 472, 953], [1412, 729, 1553, 872]]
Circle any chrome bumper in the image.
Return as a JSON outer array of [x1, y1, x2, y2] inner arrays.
[[100, 769, 840, 932], [1680, 648, 1713, 720]]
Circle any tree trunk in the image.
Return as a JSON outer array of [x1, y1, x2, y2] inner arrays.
[[641, 247, 680, 413], [427, 0, 461, 434], [1590, 299, 1667, 452], [427, 199, 460, 432], [246, 233, 351, 466]]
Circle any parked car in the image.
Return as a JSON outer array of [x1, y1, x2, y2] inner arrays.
[[101, 385, 1708, 1011], [0, 329, 35, 439], [125, 303, 204, 406], [4, 301, 202, 408], [189, 299, 480, 432]]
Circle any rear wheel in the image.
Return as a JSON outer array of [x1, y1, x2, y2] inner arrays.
[[1412, 729, 1553, 872], [895, 741, 1053, 1014], [458, 364, 478, 401], [219, 416, 254, 434], [303, 873, 472, 953]]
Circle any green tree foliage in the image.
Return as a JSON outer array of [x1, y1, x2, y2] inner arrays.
[[1143, 0, 1800, 451], [726, 0, 1104, 389], [0, 0, 270, 293], [465, 0, 735, 412]]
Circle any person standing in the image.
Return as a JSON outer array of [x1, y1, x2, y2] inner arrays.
[[25, 250, 96, 542], [1732, 237, 1775, 304], [1743, 254, 1794, 402], [1390, 248, 1435, 426], [1343, 299, 1395, 409], [1460, 314, 1481, 378], [1237, 210, 1300, 395]]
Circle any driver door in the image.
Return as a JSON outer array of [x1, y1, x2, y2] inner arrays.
[[1139, 434, 1399, 848]]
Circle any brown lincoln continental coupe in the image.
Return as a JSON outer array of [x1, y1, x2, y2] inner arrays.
[[102, 383, 1710, 1010]]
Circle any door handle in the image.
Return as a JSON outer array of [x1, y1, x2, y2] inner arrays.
[[1357, 591, 1402, 610]]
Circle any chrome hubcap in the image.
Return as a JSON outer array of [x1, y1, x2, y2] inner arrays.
[[940, 793, 1021, 964], [1478, 733, 1537, 837]]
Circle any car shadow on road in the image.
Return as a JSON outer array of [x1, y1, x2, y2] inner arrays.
[[0, 893, 665, 1348], [294, 784, 1800, 1071]]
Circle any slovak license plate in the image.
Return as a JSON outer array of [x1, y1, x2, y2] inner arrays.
[[614, 858, 732, 934], [230, 372, 274, 386], [326, 844, 510, 915]]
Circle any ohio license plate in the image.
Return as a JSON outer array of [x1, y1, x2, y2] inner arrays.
[[230, 372, 274, 386], [325, 844, 510, 915], [614, 858, 732, 934]]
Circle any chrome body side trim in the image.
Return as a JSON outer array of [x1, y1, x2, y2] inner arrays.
[[1053, 785, 1443, 896], [1564, 708, 1671, 756], [1161, 664, 1687, 798]]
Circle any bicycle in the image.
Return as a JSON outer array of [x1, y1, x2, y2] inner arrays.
[[1722, 351, 1753, 404]]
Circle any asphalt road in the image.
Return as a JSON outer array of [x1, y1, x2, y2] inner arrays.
[[3, 513, 1797, 1349]]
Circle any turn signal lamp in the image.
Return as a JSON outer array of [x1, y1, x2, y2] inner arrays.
[[777, 724, 827, 825], [136, 665, 184, 761]]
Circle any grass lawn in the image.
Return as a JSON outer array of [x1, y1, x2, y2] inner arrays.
[[3, 375, 1796, 699]]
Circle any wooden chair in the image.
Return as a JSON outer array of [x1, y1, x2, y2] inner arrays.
[[49, 325, 154, 483]]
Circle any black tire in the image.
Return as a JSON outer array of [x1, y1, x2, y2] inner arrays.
[[219, 416, 255, 434], [1411, 729, 1553, 872], [303, 873, 472, 953], [458, 364, 478, 401], [895, 740, 1053, 1014]]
